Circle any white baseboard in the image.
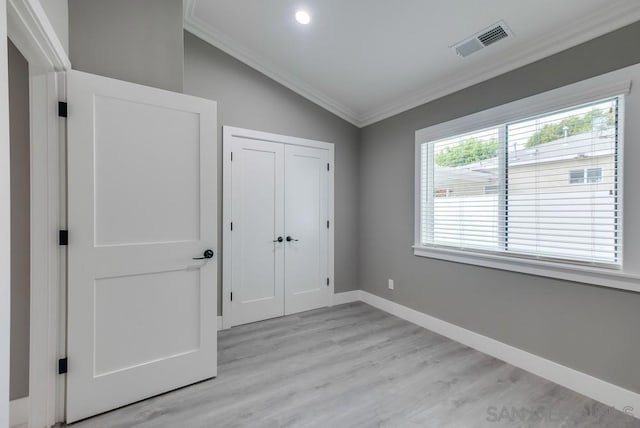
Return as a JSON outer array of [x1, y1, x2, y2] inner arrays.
[[10, 397, 29, 428], [217, 316, 223, 331], [332, 290, 361, 305], [359, 290, 640, 419]]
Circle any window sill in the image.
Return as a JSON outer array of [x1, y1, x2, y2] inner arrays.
[[413, 245, 640, 293]]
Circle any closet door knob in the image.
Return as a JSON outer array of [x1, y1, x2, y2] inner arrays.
[[286, 236, 299, 242], [273, 236, 284, 243]]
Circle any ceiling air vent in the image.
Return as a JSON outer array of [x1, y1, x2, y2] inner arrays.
[[452, 20, 513, 58]]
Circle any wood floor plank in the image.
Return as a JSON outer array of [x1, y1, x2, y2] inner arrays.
[[67, 302, 640, 427]]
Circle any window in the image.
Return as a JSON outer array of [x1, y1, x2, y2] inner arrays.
[[484, 184, 499, 194], [569, 169, 585, 184], [418, 96, 622, 268], [570, 168, 603, 184], [587, 167, 603, 183]]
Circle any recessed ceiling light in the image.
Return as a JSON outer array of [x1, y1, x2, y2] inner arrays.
[[295, 10, 311, 25]]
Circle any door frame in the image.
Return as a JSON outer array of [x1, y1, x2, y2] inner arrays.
[[7, 0, 70, 426], [1, 2, 9, 425], [222, 126, 335, 330]]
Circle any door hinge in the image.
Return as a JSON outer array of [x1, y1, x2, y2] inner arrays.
[[230, 222, 233, 231], [231, 152, 233, 161], [327, 220, 330, 229], [58, 358, 68, 374], [327, 163, 330, 171], [327, 277, 330, 286], [230, 292, 233, 301], [58, 101, 67, 118], [59, 230, 68, 246]]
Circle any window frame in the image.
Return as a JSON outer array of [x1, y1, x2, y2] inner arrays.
[[569, 167, 603, 185], [586, 167, 603, 184], [569, 168, 586, 184], [414, 75, 634, 291], [483, 184, 499, 195]]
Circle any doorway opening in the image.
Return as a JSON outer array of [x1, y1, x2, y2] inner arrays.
[[8, 37, 30, 427]]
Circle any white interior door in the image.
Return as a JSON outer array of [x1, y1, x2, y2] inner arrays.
[[284, 145, 330, 314], [230, 138, 285, 326], [66, 70, 218, 423]]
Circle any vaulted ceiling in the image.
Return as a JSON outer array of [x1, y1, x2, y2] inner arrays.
[[184, 0, 640, 127]]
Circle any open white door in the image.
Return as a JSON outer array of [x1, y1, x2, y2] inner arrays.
[[66, 70, 218, 423]]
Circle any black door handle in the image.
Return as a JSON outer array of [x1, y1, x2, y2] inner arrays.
[[286, 236, 299, 242], [273, 236, 284, 243], [193, 249, 214, 260]]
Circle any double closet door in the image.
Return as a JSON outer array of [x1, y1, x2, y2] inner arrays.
[[226, 128, 333, 327]]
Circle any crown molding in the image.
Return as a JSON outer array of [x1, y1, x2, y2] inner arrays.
[[360, 0, 640, 127], [7, 0, 71, 71], [185, 0, 640, 128], [183, 0, 362, 126]]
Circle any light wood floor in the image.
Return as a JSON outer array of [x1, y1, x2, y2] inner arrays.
[[68, 302, 639, 427]]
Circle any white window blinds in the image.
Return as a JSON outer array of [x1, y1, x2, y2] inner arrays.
[[419, 96, 622, 267]]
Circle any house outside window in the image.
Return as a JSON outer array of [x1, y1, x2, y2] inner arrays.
[[417, 96, 622, 267]]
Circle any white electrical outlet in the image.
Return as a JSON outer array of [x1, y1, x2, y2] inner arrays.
[[388, 279, 394, 290]]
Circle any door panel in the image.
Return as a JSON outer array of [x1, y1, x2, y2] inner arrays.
[[230, 138, 284, 325], [284, 145, 329, 314], [94, 269, 201, 376], [94, 95, 200, 245], [66, 70, 217, 423]]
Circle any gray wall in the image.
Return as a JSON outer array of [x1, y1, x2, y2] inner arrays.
[[359, 21, 640, 394], [183, 32, 361, 314], [8, 39, 30, 400], [39, 0, 68, 55], [68, 0, 183, 92]]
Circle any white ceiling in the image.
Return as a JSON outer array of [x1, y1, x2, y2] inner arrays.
[[184, 0, 640, 127]]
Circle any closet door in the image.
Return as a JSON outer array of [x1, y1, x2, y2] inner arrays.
[[284, 145, 330, 314], [230, 138, 285, 326]]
